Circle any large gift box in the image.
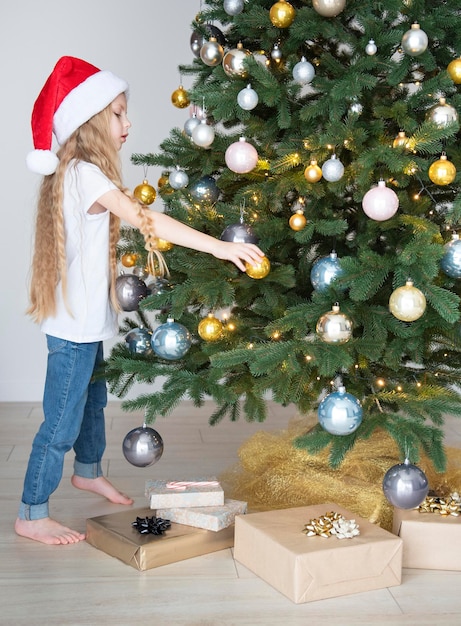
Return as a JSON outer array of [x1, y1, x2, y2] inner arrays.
[[234, 503, 403, 604], [392, 506, 461, 570], [86, 507, 234, 571], [156, 499, 247, 532], [145, 477, 224, 509]]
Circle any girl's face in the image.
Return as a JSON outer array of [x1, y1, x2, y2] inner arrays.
[[110, 93, 131, 151]]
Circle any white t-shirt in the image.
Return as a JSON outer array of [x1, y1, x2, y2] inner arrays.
[[40, 161, 119, 343]]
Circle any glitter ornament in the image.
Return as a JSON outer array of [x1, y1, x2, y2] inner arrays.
[[134, 179, 156, 205], [224, 0, 245, 16], [151, 318, 192, 360], [428, 154, 456, 186], [168, 167, 189, 190], [426, 98, 459, 127], [225, 137, 258, 174], [189, 176, 220, 203], [200, 37, 224, 67], [237, 84, 259, 111], [125, 327, 153, 355], [401, 23, 428, 57], [310, 252, 343, 291], [115, 274, 148, 312], [292, 57, 315, 85], [447, 57, 461, 84], [122, 425, 164, 467], [289, 210, 307, 231], [245, 256, 271, 279], [389, 280, 426, 322], [171, 85, 190, 109], [440, 233, 461, 279], [312, 0, 346, 18], [318, 386, 363, 436], [316, 303, 352, 344], [321, 154, 345, 182], [365, 39, 377, 55], [198, 313, 223, 341], [269, 1, 296, 28], [383, 459, 429, 509], [222, 43, 251, 78], [191, 119, 215, 148], [362, 180, 399, 221], [304, 160, 323, 183]]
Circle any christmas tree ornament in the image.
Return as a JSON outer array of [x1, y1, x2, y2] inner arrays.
[[133, 179, 156, 205], [304, 160, 323, 182], [428, 154, 456, 186], [401, 23, 428, 57], [151, 318, 192, 360], [115, 273, 148, 312], [132, 265, 150, 280], [245, 255, 271, 279], [155, 238, 174, 252], [362, 180, 399, 221], [321, 154, 345, 182], [198, 313, 223, 341], [225, 137, 258, 174], [382, 459, 429, 509], [222, 43, 251, 78], [316, 303, 353, 344], [168, 167, 189, 190], [171, 85, 190, 109], [312, 0, 346, 18], [318, 386, 363, 436], [270, 43, 283, 62], [365, 39, 377, 56], [184, 113, 200, 137], [200, 37, 224, 67], [125, 327, 153, 355], [426, 97, 459, 127], [269, 1, 296, 28], [189, 175, 220, 203], [349, 99, 363, 115], [224, 0, 245, 16], [389, 280, 426, 322], [292, 57, 315, 85], [147, 277, 172, 297], [237, 84, 259, 110], [122, 424, 164, 467], [157, 172, 171, 192], [447, 57, 461, 84], [221, 221, 259, 243], [289, 210, 307, 231], [310, 251, 343, 291], [440, 233, 461, 278], [191, 119, 215, 148], [121, 253, 138, 268], [392, 131, 410, 150], [190, 24, 226, 58]]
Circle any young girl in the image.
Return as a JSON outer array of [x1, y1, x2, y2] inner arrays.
[[16, 56, 264, 545]]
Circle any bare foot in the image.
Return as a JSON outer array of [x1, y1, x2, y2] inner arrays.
[[14, 517, 85, 545], [71, 475, 133, 505]]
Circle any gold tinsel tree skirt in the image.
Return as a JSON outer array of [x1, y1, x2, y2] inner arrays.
[[219, 415, 461, 530]]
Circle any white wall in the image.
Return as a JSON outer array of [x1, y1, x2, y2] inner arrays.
[[0, 0, 197, 401]]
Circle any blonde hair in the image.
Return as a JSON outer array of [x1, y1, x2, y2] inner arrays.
[[27, 101, 161, 323]]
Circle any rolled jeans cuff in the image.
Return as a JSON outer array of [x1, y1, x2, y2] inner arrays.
[[73, 459, 103, 479], [18, 501, 49, 521]]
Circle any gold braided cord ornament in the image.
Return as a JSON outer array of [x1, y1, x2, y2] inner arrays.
[[219, 414, 461, 530]]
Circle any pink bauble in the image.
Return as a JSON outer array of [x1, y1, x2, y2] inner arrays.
[[225, 137, 258, 174], [362, 180, 399, 221]]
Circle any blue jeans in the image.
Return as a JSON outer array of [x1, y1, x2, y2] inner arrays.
[[18, 335, 107, 520]]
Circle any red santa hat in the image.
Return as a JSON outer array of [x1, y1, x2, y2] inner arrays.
[[26, 56, 128, 175]]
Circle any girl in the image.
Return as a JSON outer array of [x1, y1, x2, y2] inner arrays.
[[16, 56, 264, 545]]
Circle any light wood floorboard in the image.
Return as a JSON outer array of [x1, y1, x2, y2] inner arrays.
[[1, 401, 461, 625]]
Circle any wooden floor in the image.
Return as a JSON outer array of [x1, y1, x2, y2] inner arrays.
[[2, 400, 461, 626]]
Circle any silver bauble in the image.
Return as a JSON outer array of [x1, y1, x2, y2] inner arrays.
[[189, 176, 220, 203], [292, 57, 315, 84], [224, 0, 244, 15], [401, 23, 428, 57], [316, 303, 353, 344], [440, 233, 461, 278], [220, 222, 259, 243], [190, 25, 226, 58], [184, 114, 201, 137], [365, 39, 377, 55], [115, 274, 148, 312], [382, 459, 429, 509], [191, 120, 215, 148], [200, 37, 224, 67], [321, 155, 345, 182], [426, 98, 459, 128], [237, 84, 259, 110], [312, 0, 346, 18], [122, 425, 164, 467], [169, 167, 189, 190]]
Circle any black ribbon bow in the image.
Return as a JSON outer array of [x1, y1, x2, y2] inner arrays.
[[132, 516, 171, 535]]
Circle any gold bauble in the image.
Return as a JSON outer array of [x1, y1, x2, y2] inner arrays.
[[389, 280, 426, 322], [428, 154, 457, 186], [392, 131, 410, 150], [133, 179, 157, 205], [269, 1, 296, 28], [198, 314, 223, 341], [447, 57, 461, 84], [304, 160, 323, 183], [245, 255, 271, 279], [289, 211, 307, 231], [121, 253, 139, 268], [155, 238, 174, 252], [171, 85, 190, 109], [157, 173, 174, 196]]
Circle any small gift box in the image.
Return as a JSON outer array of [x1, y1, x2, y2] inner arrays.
[[145, 477, 224, 509], [234, 503, 402, 604], [155, 499, 247, 532], [86, 507, 234, 571]]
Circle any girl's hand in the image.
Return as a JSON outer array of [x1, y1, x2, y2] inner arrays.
[[211, 240, 265, 272]]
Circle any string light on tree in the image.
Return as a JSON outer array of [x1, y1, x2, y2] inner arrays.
[[312, 0, 346, 18], [401, 22, 428, 57], [389, 279, 426, 322], [269, 1, 296, 28], [362, 180, 399, 221], [316, 303, 353, 344], [428, 153, 456, 186]]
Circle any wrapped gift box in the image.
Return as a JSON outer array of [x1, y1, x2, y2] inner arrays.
[[86, 507, 234, 571], [234, 503, 403, 604], [155, 499, 247, 532], [145, 477, 224, 509], [392, 506, 461, 570]]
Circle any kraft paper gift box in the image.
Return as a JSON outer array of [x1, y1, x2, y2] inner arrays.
[[155, 499, 247, 532], [392, 506, 461, 570], [145, 477, 224, 509], [234, 503, 403, 604], [86, 507, 234, 571]]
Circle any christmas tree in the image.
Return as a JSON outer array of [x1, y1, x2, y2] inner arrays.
[[106, 0, 461, 474]]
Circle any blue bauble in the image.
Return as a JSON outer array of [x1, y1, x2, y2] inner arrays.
[[189, 176, 220, 204], [311, 252, 344, 291], [125, 327, 153, 355], [318, 386, 363, 436], [382, 459, 429, 509], [440, 234, 461, 278], [151, 318, 191, 360]]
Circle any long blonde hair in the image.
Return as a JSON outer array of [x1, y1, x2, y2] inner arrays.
[[27, 101, 160, 323]]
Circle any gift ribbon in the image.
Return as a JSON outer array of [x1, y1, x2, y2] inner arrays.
[[132, 516, 171, 535], [165, 480, 220, 491]]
